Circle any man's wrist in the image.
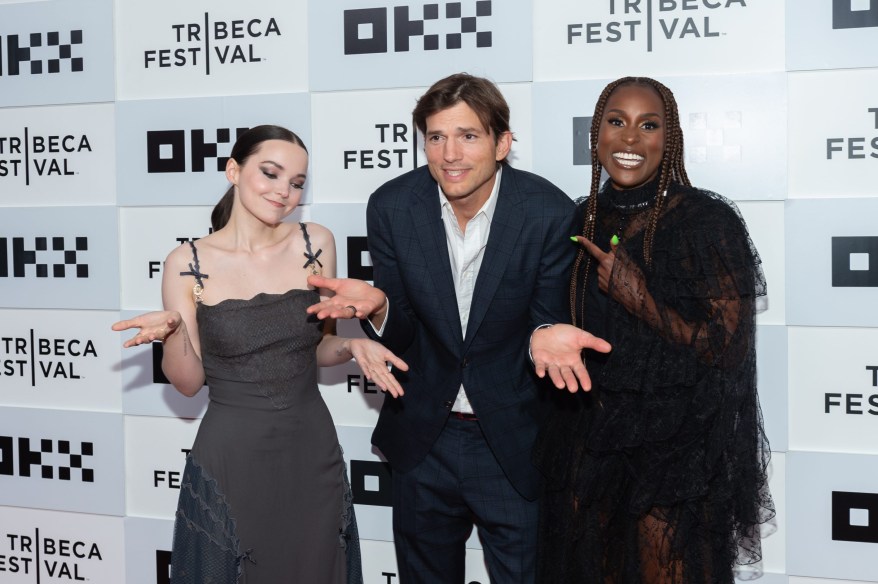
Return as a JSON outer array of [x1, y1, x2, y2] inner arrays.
[[528, 323, 555, 364]]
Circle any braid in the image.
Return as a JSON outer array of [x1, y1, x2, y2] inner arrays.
[[570, 78, 624, 327], [571, 77, 693, 324]]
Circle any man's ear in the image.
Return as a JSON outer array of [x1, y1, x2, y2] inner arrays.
[[495, 131, 513, 161]]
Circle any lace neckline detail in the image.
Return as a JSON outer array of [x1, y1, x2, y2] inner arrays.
[[603, 176, 660, 214]]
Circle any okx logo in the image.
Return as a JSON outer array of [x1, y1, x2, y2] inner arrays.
[[833, 0, 878, 29], [344, 1, 493, 55], [0, 237, 88, 278], [831, 236, 878, 287], [832, 490, 878, 543], [572, 116, 594, 166], [350, 460, 392, 507], [0, 436, 94, 482], [0, 30, 84, 76], [146, 127, 249, 173]]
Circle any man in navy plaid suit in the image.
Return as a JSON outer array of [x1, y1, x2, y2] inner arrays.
[[308, 73, 610, 583]]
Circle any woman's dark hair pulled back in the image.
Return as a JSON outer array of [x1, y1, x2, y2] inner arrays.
[[211, 125, 308, 231]]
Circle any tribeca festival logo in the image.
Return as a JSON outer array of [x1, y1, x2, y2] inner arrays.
[[0, 330, 98, 387], [146, 127, 249, 174], [143, 14, 281, 74], [344, 123, 419, 171], [833, 0, 878, 29], [0, 30, 83, 77], [344, 1, 493, 54], [566, 0, 748, 52], [1, 527, 104, 580], [826, 107, 878, 161], [0, 129, 92, 185], [825, 365, 878, 416]]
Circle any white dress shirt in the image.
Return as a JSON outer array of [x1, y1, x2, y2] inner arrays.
[[369, 167, 503, 415], [441, 166, 502, 414]]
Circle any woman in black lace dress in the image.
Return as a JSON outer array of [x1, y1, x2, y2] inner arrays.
[[533, 78, 775, 583]]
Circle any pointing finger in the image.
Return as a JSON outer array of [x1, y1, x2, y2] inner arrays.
[[573, 235, 605, 261]]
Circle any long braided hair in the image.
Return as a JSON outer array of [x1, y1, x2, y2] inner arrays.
[[570, 77, 691, 327]]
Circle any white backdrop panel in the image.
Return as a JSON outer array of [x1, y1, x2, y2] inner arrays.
[[311, 87, 428, 202], [739, 201, 786, 326], [319, 355, 384, 428], [0, 505, 125, 583], [359, 538, 490, 584], [790, 579, 876, 584], [124, 517, 174, 584], [786, 0, 878, 71], [532, 74, 787, 203], [337, 424, 394, 544], [0, 309, 122, 413], [117, 321, 209, 420], [0, 103, 115, 206], [741, 576, 787, 584], [787, 451, 878, 581], [118, 206, 214, 310], [115, 93, 312, 206], [308, 0, 533, 91], [0, 206, 119, 310], [0, 407, 124, 516], [0, 0, 114, 108], [307, 203, 370, 280], [789, 326, 878, 455], [757, 325, 788, 453], [115, 0, 308, 100], [309, 202, 387, 426], [785, 198, 878, 326], [788, 69, 878, 199], [125, 415, 200, 520], [533, 0, 785, 81]]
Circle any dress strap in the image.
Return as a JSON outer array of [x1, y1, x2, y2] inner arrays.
[[179, 240, 209, 303], [300, 222, 323, 275]]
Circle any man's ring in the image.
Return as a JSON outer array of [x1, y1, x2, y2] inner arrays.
[[345, 305, 357, 317]]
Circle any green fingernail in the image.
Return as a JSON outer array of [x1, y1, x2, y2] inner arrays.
[[570, 236, 578, 242], [610, 234, 620, 246]]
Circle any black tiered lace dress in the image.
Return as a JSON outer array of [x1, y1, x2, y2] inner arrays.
[[169, 241, 362, 584], [534, 178, 774, 583]]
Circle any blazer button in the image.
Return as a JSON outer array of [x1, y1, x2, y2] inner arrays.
[[443, 401, 453, 409], [461, 358, 469, 368]]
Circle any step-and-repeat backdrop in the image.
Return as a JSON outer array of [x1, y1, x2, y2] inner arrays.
[[1, 0, 876, 582]]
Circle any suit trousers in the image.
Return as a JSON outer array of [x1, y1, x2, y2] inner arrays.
[[391, 415, 539, 583]]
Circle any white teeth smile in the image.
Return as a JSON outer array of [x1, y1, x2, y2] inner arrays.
[[446, 170, 465, 176], [613, 152, 644, 168]]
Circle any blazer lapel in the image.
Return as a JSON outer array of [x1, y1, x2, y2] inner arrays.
[[409, 184, 464, 347], [463, 169, 524, 347]]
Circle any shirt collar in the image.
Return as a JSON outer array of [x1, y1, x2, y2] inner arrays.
[[439, 165, 503, 223]]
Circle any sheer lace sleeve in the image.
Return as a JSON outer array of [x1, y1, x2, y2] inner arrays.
[[607, 194, 765, 369]]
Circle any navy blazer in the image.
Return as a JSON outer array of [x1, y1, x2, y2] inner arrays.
[[363, 164, 576, 500]]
